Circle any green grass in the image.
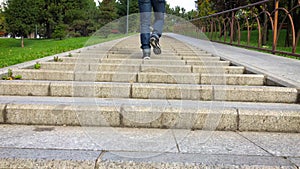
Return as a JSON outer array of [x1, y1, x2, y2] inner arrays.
[[0, 34, 129, 68], [181, 29, 300, 59], [213, 30, 299, 56]]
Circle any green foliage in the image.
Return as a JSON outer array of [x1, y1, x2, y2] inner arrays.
[[53, 56, 63, 62], [14, 74, 22, 79], [34, 62, 41, 69], [52, 24, 68, 40], [196, 0, 215, 17], [4, 0, 43, 46], [98, 0, 118, 27], [1, 69, 22, 80], [0, 11, 6, 33]]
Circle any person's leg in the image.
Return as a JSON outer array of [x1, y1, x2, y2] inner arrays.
[[150, 0, 165, 55], [138, 0, 152, 51], [151, 0, 166, 38]]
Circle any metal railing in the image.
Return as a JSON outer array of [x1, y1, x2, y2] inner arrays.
[[174, 0, 300, 58]]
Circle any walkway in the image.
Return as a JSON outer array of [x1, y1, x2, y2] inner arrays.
[[168, 33, 300, 89], [0, 34, 299, 168]]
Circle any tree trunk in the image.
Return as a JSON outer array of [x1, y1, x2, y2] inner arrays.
[[285, 0, 292, 47], [21, 36, 24, 48], [262, 12, 268, 45]]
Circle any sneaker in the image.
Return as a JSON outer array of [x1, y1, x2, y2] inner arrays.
[[142, 49, 151, 60], [150, 36, 161, 55]]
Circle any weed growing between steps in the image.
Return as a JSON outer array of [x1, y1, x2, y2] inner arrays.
[[53, 56, 63, 62], [34, 62, 41, 69], [1, 69, 22, 80]]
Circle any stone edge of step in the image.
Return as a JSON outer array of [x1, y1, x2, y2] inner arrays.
[[1, 97, 300, 132], [0, 148, 297, 169]]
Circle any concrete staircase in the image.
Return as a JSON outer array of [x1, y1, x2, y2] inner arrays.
[[0, 35, 299, 168]]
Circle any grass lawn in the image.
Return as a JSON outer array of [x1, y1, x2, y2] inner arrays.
[[183, 29, 300, 59], [0, 34, 129, 68]]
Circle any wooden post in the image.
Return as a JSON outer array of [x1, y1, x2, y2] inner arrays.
[[272, 0, 279, 54]]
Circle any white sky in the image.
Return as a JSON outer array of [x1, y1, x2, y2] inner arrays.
[[167, 0, 196, 12]]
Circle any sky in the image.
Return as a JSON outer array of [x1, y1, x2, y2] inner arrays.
[[167, 0, 196, 12]]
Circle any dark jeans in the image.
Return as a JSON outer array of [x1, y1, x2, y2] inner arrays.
[[138, 0, 166, 49]]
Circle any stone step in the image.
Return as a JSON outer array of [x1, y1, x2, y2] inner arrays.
[[0, 96, 300, 132], [38, 62, 236, 72], [71, 53, 107, 59], [138, 73, 265, 85], [0, 125, 299, 168], [13, 70, 137, 82], [187, 60, 231, 66], [61, 57, 221, 64], [39, 63, 193, 72], [0, 81, 297, 103], [13, 70, 264, 85], [192, 66, 245, 74], [107, 54, 217, 60], [132, 83, 298, 103]]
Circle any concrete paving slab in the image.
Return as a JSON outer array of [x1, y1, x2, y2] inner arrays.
[[5, 104, 120, 126], [161, 107, 237, 130], [239, 108, 300, 132], [239, 132, 300, 157], [0, 148, 100, 169], [138, 72, 200, 84], [0, 104, 5, 123], [40, 62, 89, 71], [0, 125, 178, 153], [149, 55, 183, 60], [0, 80, 50, 96], [98, 152, 294, 169], [75, 71, 137, 82], [60, 57, 102, 63], [142, 59, 186, 65], [100, 58, 143, 64], [192, 66, 245, 74], [132, 83, 212, 100], [50, 81, 131, 98], [201, 74, 265, 85], [0, 95, 299, 112], [14, 69, 75, 81], [289, 158, 300, 167], [182, 56, 220, 61], [174, 130, 270, 156], [141, 65, 192, 73], [90, 63, 140, 72], [187, 60, 231, 66], [214, 85, 298, 103]]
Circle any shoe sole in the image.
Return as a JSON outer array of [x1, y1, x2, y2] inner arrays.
[[143, 56, 150, 60], [150, 38, 161, 55]]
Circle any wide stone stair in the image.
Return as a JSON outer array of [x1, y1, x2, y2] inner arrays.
[[0, 35, 299, 168]]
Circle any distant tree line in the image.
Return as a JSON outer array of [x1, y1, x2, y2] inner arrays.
[[0, 0, 197, 40]]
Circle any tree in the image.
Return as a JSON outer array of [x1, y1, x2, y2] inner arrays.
[[98, 0, 118, 26], [40, 0, 98, 38], [196, 0, 215, 17], [115, 0, 139, 33], [0, 11, 6, 34], [5, 0, 44, 47]]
